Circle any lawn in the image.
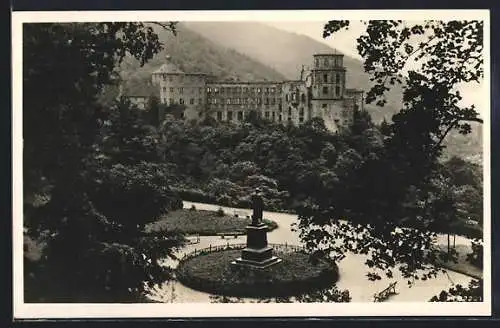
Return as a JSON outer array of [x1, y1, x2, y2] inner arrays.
[[434, 244, 482, 280], [176, 249, 338, 297], [146, 208, 278, 236]]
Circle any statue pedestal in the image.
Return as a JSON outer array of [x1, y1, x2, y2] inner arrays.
[[231, 223, 282, 269]]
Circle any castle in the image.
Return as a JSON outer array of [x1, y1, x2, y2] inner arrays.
[[129, 53, 364, 132]]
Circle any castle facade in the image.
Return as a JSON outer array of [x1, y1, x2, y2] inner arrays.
[[148, 53, 363, 131]]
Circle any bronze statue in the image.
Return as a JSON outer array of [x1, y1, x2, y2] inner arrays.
[[251, 188, 263, 225]]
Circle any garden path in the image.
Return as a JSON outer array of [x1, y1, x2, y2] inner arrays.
[[147, 201, 474, 303]]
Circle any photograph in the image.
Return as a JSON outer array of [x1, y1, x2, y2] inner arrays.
[[12, 9, 491, 318]]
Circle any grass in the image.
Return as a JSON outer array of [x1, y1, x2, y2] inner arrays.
[[176, 249, 338, 297], [434, 244, 482, 280], [146, 209, 278, 236]]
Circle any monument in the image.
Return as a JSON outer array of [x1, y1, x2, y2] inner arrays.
[[232, 188, 282, 269]]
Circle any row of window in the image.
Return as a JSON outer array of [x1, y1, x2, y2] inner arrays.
[[162, 87, 204, 95], [317, 73, 342, 84], [321, 86, 342, 97], [207, 86, 280, 94], [216, 111, 306, 123], [163, 98, 203, 105], [207, 97, 282, 105], [314, 57, 343, 68]]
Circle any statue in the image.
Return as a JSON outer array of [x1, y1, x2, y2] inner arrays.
[[251, 188, 263, 225]]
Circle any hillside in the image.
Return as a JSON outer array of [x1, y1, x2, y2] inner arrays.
[[183, 21, 483, 162], [112, 24, 286, 97]]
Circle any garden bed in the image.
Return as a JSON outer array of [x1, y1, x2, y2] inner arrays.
[[176, 248, 338, 298], [146, 209, 278, 236]]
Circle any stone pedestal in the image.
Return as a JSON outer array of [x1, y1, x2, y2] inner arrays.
[[232, 222, 282, 269]]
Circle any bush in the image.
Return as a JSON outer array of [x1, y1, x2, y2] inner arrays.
[[190, 204, 197, 211], [216, 207, 225, 217], [88, 161, 183, 230], [467, 239, 483, 268]]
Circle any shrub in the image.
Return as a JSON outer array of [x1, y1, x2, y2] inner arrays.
[[467, 239, 483, 268], [190, 204, 197, 211], [216, 207, 225, 217]]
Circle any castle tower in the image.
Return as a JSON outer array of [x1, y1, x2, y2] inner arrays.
[[310, 53, 349, 131], [152, 55, 208, 120]]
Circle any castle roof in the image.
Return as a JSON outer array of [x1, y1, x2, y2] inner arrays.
[[153, 61, 184, 75]]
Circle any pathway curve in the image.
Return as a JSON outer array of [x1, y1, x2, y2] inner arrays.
[[147, 201, 474, 303]]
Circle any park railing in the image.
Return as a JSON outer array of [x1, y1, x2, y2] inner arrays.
[[179, 242, 306, 262]]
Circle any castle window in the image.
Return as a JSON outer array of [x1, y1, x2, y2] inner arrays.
[[207, 87, 212, 93], [299, 108, 304, 115], [169, 76, 173, 82], [163, 87, 166, 92], [227, 98, 231, 104], [323, 86, 328, 95], [257, 88, 261, 93], [169, 98, 174, 104], [271, 98, 276, 105], [237, 111, 243, 121], [272, 112, 276, 121], [170, 87, 174, 92], [285, 94, 289, 102], [214, 98, 218, 104], [227, 111, 233, 121], [299, 117, 304, 123], [180, 98, 184, 104], [243, 87, 248, 93], [292, 93, 297, 101], [288, 107, 292, 115], [271, 87, 275, 93], [336, 73, 340, 84], [324, 58, 329, 66], [336, 86, 341, 97], [279, 114, 282, 121], [265, 111, 270, 119], [323, 74, 328, 83], [190, 98, 194, 105], [301, 94, 306, 103], [257, 98, 262, 105], [315, 58, 319, 68], [163, 74, 167, 81], [217, 111, 222, 121], [251, 87, 255, 93], [214, 87, 218, 93], [265, 98, 269, 105], [179, 87, 184, 94], [322, 103, 327, 109], [265, 87, 270, 93], [237, 87, 242, 93]]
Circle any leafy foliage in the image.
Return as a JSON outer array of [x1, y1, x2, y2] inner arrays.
[[23, 22, 185, 302], [288, 20, 485, 282], [430, 279, 483, 302]]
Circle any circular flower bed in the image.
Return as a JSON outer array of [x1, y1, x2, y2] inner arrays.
[[176, 247, 339, 298]]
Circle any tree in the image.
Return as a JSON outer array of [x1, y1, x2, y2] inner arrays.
[[23, 22, 183, 302], [294, 20, 485, 283]]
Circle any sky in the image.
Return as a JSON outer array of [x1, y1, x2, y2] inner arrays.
[[265, 21, 486, 119]]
